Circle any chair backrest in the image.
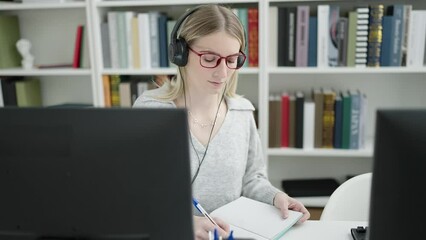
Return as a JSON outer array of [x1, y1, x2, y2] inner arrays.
[[320, 172, 372, 221]]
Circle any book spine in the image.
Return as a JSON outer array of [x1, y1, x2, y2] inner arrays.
[[0, 15, 21, 68], [124, 12, 135, 69], [131, 17, 140, 69], [328, 5, 340, 67], [0, 80, 3, 107], [406, 11, 426, 67], [268, 95, 277, 147], [248, 8, 259, 67], [138, 13, 151, 68], [349, 91, 361, 149], [289, 94, 296, 148], [317, 5, 329, 67], [238, 8, 249, 67], [278, 7, 288, 66], [341, 91, 351, 149], [107, 12, 119, 69], [269, 6, 278, 67], [295, 92, 304, 148], [322, 90, 336, 148], [313, 89, 324, 148], [380, 16, 394, 66], [389, 5, 404, 66], [333, 94, 343, 148], [367, 5, 384, 67], [346, 11, 357, 67], [401, 5, 412, 66], [102, 75, 112, 107], [100, 22, 112, 68], [158, 13, 169, 68], [149, 12, 160, 68], [355, 7, 369, 67], [72, 25, 84, 68], [110, 75, 121, 107], [337, 17, 348, 66], [303, 101, 315, 149], [296, 6, 309, 67], [308, 17, 318, 67], [116, 12, 128, 68], [281, 93, 290, 147]]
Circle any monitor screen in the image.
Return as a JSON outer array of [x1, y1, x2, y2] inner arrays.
[[0, 108, 194, 240], [368, 109, 426, 240]]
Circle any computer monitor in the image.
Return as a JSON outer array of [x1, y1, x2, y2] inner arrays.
[[0, 108, 194, 240], [368, 109, 426, 240]]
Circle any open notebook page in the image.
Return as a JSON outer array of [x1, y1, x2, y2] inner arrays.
[[211, 197, 303, 240]]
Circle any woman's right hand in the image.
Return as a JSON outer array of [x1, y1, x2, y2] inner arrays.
[[193, 216, 230, 240]]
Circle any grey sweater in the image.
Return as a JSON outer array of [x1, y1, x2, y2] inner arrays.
[[133, 86, 281, 214]]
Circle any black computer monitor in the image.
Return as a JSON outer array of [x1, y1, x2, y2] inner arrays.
[[368, 109, 426, 240], [0, 108, 194, 240]]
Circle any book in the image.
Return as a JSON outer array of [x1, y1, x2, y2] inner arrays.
[[295, 91, 304, 149], [268, 95, 280, 148], [307, 17, 317, 67], [295, 6, 309, 67], [72, 25, 84, 69], [269, 6, 278, 67], [15, 79, 42, 107], [278, 7, 296, 66], [303, 101, 315, 149], [210, 197, 303, 240], [100, 22, 112, 68], [0, 15, 21, 69], [248, 8, 259, 67], [0, 80, 3, 107], [317, 5, 329, 67], [280, 93, 289, 147]]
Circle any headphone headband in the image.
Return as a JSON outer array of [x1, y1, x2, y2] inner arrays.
[[168, 5, 247, 67]]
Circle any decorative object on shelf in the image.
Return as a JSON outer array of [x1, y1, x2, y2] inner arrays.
[[16, 39, 34, 70]]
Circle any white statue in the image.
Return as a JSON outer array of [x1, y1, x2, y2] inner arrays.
[[16, 39, 35, 69]]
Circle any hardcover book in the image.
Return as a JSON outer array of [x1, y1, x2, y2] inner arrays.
[[0, 15, 21, 69]]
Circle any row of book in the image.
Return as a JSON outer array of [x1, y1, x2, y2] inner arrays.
[[102, 74, 171, 107], [102, 7, 259, 69], [0, 14, 85, 69], [0, 77, 42, 107], [270, 4, 426, 68], [269, 89, 367, 150]]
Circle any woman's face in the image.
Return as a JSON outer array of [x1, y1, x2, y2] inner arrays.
[[184, 31, 241, 96]]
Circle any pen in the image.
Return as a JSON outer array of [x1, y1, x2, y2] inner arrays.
[[192, 197, 219, 227]]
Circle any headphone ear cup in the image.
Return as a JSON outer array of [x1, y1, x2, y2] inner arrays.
[[236, 54, 246, 69], [169, 38, 189, 67]]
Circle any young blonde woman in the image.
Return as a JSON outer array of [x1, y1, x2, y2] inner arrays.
[[133, 4, 310, 239]]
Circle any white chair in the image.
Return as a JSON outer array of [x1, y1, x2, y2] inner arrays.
[[320, 172, 372, 221]]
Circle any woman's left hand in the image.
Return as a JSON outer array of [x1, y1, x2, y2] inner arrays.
[[273, 192, 310, 223]]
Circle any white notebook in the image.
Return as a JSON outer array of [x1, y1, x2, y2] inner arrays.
[[211, 197, 303, 240]]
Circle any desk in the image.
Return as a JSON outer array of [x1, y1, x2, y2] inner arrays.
[[281, 220, 367, 240]]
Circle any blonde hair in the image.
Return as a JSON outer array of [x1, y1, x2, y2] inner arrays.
[[158, 4, 246, 101]]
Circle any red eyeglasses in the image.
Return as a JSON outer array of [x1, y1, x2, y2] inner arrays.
[[188, 47, 246, 69]]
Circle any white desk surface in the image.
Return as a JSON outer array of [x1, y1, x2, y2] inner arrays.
[[280, 220, 367, 240]]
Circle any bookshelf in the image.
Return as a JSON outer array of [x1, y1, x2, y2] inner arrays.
[[0, 0, 94, 106], [1, 0, 426, 206]]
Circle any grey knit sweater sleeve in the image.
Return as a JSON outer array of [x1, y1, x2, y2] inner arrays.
[[133, 86, 282, 213]]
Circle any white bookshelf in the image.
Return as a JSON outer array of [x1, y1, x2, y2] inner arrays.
[[2, 0, 426, 199]]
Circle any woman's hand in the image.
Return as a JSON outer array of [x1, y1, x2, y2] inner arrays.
[[193, 216, 230, 240], [273, 192, 311, 223]]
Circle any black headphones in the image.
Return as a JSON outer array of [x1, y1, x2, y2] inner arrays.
[[168, 5, 247, 68]]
